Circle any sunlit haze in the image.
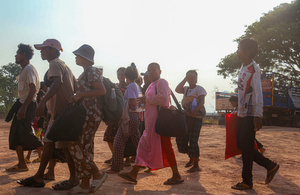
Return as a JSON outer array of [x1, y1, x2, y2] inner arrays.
[[0, 0, 293, 112]]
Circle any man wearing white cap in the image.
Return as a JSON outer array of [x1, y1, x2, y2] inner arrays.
[[18, 39, 78, 189]]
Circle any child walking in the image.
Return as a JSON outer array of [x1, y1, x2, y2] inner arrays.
[[232, 38, 279, 190]]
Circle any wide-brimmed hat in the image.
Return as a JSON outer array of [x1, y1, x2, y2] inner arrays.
[[34, 39, 63, 51], [73, 44, 94, 64]]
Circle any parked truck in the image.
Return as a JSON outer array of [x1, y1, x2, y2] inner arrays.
[[261, 73, 300, 127], [216, 73, 300, 127]]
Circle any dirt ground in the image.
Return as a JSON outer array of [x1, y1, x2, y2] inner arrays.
[[0, 119, 299, 195]]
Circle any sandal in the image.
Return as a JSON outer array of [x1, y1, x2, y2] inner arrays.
[[163, 179, 184, 185], [265, 164, 280, 184], [6, 165, 28, 172], [185, 161, 193, 168], [118, 172, 137, 183], [90, 173, 108, 193], [17, 176, 45, 187], [104, 158, 112, 164], [69, 185, 90, 194], [231, 182, 252, 190], [32, 157, 41, 163], [25, 157, 31, 164], [52, 180, 76, 190], [187, 166, 202, 173]]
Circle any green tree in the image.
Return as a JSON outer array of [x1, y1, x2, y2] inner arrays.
[[217, 0, 300, 85], [0, 63, 22, 115]]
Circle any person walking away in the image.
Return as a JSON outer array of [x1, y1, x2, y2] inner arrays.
[[231, 38, 279, 190], [175, 70, 206, 173], [5, 44, 43, 172]]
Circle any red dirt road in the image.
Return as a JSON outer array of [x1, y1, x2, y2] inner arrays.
[[0, 120, 299, 194]]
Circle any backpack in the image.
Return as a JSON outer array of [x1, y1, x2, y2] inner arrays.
[[84, 67, 124, 124], [100, 77, 124, 124]]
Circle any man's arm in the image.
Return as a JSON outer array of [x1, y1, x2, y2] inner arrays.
[[252, 68, 263, 131], [17, 83, 36, 120], [35, 76, 62, 117]]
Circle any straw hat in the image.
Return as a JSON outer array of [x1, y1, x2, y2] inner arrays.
[[73, 44, 94, 64]]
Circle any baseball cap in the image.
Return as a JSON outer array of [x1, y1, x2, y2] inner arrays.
[[34, 39, 63, 51]]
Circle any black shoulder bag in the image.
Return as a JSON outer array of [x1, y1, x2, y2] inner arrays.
[[155, 88, 188, 137]]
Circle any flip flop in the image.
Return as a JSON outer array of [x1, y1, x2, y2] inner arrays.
[[32, 157, 41, 163], [69, 185, 90, 194], [187, 167, 202, 173], [17, 176, 45, 187], [6, 165, 29, 172], [44, 177, 55, 181], [52, 180, 76, 190], [90, 173, 108, 193], [163, 179, 184, 185], [265, 164, 280, 184], [185, 161, 193, 168], [118, 172, 137, 183], [104, 158, 112, 164], [25, 157, 31, 164], [231, 182, 252, 190]]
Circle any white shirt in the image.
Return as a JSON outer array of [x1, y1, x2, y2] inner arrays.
[[237, 61, 263, 118], [183, 85, 207, 98], [16, 64, 40, 104]]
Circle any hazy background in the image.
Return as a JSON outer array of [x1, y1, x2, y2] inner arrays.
[[0, 0, 293, 112]]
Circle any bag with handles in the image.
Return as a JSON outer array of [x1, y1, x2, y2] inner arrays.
[[47, 102, 86, 142], [155, 89, 188, 137]]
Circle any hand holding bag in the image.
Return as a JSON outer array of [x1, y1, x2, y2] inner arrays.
[[155, 89, 188, 137], [47, 102, 86, 142]]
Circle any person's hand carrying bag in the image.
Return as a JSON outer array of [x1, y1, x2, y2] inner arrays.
[[47, 102, 86, 142]]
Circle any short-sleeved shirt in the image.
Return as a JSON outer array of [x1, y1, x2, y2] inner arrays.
[[47, 58, 75, 121], [77, 67, 103, 121], [117, 83, 127, 96], [183, 85, 207, 98], [124, 82, 142, 112], [16, 64, 40, 103]]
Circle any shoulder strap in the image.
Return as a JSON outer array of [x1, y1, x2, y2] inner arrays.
[[171, 90, 182, 110], [155, 85, 182, 111], [185, 87, 190, 97]]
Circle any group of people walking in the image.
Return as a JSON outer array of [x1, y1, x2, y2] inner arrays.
[[5, 37, 279, 193]]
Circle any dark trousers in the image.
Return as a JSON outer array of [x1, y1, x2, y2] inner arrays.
[[176, 117, 202, 157], [236, 116, 275, 187]]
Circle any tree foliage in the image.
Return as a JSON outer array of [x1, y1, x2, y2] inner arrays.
[[0, 63, 22, 114], [217, 0, 300, 85]]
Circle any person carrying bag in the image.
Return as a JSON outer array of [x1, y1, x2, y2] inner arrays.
[[155, 90, 188, 137]]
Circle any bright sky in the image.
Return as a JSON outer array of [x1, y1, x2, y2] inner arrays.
[[0, 0, 293, 112]]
